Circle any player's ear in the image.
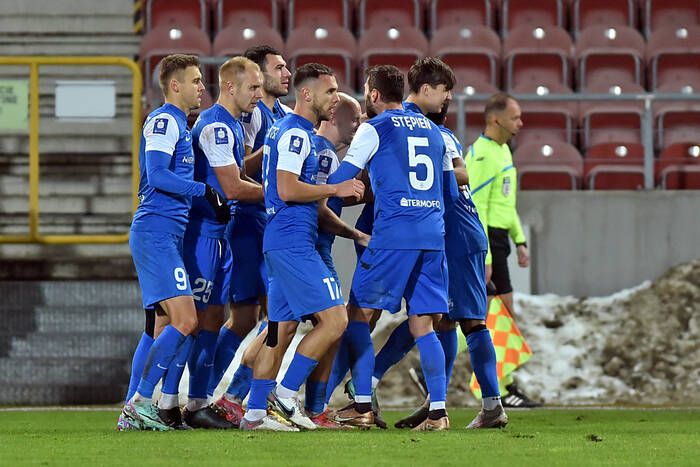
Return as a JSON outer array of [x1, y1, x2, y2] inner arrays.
[[169, 78, 179, 95]]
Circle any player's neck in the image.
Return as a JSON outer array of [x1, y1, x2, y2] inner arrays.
[[261, 93, 277, 110], [317, 123, 339, 146], [404, 95, 426, 114], [217, 97, 242, 120], [294, 105, 319, 127], [165, 97, 190, 116]]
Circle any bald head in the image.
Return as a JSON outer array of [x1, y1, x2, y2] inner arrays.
[[333, 92, 362, 146]]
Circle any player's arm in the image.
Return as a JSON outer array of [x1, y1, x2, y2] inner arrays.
[[318, 199, 371, 246], [241, 107, 264, 177], [343, 169, 374, 206], [328, 122, 379, 185], [244, 146, 264, 177], [277, 130, 364, 203], [144, 115, 205, 197], [452, 155, 469, 186], [441, 132, 460, 204], [465, 144, 499, 265]]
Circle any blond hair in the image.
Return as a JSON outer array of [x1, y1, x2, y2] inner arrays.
[[219, 56, 261, 88]]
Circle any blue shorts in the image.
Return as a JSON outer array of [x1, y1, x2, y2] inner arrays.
[[446, 249, 487, 321], [349, 248, 448, 315], [226, 216, 267, 304], [183, 232, 231, 311], [129, 230, 192, 309], [316, 243, 340, 285], [265, 246, 344, 322]]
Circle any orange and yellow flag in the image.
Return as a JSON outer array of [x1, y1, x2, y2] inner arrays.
[[467, 296, 532, 399]]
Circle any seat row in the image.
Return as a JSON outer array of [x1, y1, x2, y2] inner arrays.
[[145, 0, 700, 39]]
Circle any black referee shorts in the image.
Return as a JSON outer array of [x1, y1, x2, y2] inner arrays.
[[488, 227, 513, 295]]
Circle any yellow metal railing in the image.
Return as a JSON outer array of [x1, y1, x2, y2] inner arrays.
[[0, 56, 141, 243]]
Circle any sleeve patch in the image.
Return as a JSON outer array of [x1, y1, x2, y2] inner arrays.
[[153, 118, 169, 135], [214, 127, 229, 145], [289, 135, 304, 154]]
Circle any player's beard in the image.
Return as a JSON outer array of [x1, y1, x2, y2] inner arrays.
[[365, 96, 378, 119], [264, 75, 288, 98]]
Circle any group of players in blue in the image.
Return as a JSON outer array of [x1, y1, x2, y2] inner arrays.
[[118, 45, 508, 432]]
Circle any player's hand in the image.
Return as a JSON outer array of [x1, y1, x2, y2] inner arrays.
[[485, 263, 492, 284], [335, 179, 365, 201], [204, 184, 231, 224], [517, 245, 530, 267], [355, 231, 371, 247]]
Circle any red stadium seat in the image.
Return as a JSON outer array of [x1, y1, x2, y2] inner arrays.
[[215, 0, 279, 32], [358, 0, 422, 33], [429, 0, 494, 32], [511, 82, 577, 148], [501, 0, 565, 36], [643, 0, 700, 37], [653, 83, 700, 149], [656, 143, 700, 188], [579, 81, 645, 150], [584, 142, 645, 189], [140, 25, 212, 102], [285, 27, 357, 92], [147, 0, 207, 31], [572, 0, 636, 36], [646, 25, 700, 90], [429, 25, 501, 91], [357, 26, 429, 92], [513, 142, 584, 190], [444, 82, 501, 146], [287, 0, 351, 30], [575, 25, 645, 89], [212, 26, 285, 57], [503, 25, 573, 89]]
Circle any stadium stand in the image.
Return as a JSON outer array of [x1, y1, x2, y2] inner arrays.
[[513, 142, 584, 190], [146, 0, 207, 32], [511, 82, 576, 148], [571, 0, 636, 37], [212, 25, 285, 58], [287, 0, 352, 30], [358, 0, 422, 32], [214, 0, 280, 32], [501, 0, 565, 36], [646, 25, 700, 90], [429, 0, 494, 31], [656, 143, 700, 188], [584, 142, 646, 189], [654, 83, 700, 150], [503, 25, 573, 90], [643, 0, 700, 37]]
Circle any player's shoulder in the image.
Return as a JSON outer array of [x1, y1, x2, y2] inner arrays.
[[277, 101, 293, 115], [144, 106, 181, 137], [312, 133, 334, 152]]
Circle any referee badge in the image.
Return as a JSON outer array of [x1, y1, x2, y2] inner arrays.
[[503, 176, 511, 196]]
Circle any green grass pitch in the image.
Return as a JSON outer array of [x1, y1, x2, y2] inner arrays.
[[1, 408, 699, 466]]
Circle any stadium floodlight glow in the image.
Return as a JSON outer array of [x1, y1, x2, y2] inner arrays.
[[690, 146, 700, 158], [682, 85, 694, 94], [169, 28, 182, 40], [541, 144, 553, 157], [609, 85, 622, 95], [676, 28, 688, 39], [315, 28, 328, 39], [243, 28, 256, 40], [615, 145, 628, 157], [536, 86, 549, 96], [605, 28, 617, 40], [464, 86, 475, 95], [533, 27, 545, 39], [387, 28, 400, 40], [460, 28, 472, 38]]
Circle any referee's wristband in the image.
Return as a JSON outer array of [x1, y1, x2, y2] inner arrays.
[[516, 242, 527, 248]]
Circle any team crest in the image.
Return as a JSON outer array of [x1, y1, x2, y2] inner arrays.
[[215, 127, 228, 145], [503, 176, 511, 196], [153, 118, 168, 135], [289, 135, 303, 154]]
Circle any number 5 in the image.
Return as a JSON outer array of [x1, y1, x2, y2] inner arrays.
[[408, 137, 434, 190]]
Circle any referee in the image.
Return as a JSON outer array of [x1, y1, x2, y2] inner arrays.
[[465, 92, 541, 408]]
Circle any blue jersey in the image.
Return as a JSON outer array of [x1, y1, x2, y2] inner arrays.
[[189, 104, 245, 238], [440, 126, 489, 254], [342, 108, 450, 250], [313, 134, 343, 251], [239, 99, 292, 219], [132, 103, 196, 236], [262, 113, 320, 251]]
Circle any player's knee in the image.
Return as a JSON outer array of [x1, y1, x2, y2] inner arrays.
[[437, 316, 457, 332], [460, 319, 486, 336]]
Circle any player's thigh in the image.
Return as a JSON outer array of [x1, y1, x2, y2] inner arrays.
[[264, 246, 344, 322], [447, 250, 488, 321], [228, 231, 267, 304], [183, 233, 227, 311], [130, 230, 192, 309], [349, 248, 422, 314], [404, 250, 449, 316]]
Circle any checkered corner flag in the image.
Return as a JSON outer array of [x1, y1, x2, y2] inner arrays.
[[467, 296, 533, 399]]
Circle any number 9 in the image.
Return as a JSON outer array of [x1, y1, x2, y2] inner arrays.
[[174, 267, 188, 291]]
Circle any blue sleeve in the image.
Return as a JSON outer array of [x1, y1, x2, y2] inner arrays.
[[443, 170, 460, 204], [327, 161, 361, 184], [146, 150, 206, 197]]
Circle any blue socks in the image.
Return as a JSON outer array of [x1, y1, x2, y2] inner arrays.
[[347, 321, 374, 399], [280, 353, 319, 393], [415, 331, 446, 404], [135, 325, 186, 399], [325, 330, 351, 403], [187, 329, 217, 400], [248, 378, 276, 411], [126, 332, 154, 402], [436, 328, 458, 391], [161, 335, 194, 396], [305, 380, 328, 415], [225, 364, 254, 400], [207, 326, 244, 396], [467, 328, 500, 398], [373, 319, 414, 381]]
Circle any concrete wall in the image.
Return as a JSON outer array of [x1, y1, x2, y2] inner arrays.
[[332, 191, 700, 298]]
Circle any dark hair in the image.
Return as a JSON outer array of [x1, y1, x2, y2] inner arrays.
[[159, 54, 201, 95], [292, 62, 335, 90], [425, 99, 450, 126], [407, 57, 456, 94], [484, 92, 516, 125], [243, 45, 283, 70], [366, 65, 404, 104]]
